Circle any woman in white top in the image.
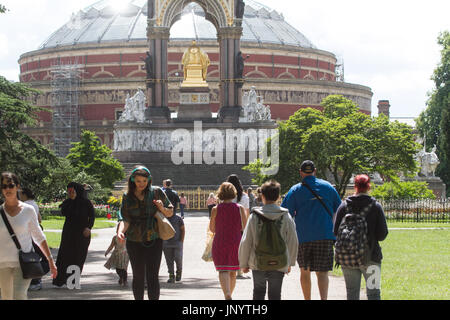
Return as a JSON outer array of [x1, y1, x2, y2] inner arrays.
[[0, 172, 57, 300]]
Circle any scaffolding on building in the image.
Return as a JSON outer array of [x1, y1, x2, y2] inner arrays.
[[50, 61, 84, 157], [335, 55, 345, 82]]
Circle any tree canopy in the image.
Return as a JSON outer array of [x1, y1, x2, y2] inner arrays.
[[0, 76, 59, 195], [66, 130, 125, 189], [416, 31, 450, 196], [245, 95, 420, 197]]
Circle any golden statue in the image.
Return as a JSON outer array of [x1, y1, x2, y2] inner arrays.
[[181, 41, 210, 87]]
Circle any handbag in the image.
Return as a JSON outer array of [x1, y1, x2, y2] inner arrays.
[[154, 211, 175, 240], [0, 206, 46, 279], [202, 229, 214, 262]]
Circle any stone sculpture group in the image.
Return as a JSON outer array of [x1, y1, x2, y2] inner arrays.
[[240, 86, 272, 122]]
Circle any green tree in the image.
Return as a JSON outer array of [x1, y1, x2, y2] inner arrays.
[[246, 95, 420, 197], [66, 130, 124, 188], [0, 4, 7, 13], [0, 76, 59, 195], [242, 158, 270, 186], [39, 158, 78, 202], [416, 31, 450, 196]]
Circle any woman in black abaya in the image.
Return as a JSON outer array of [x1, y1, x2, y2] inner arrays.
[[52, 182, 95, 288]]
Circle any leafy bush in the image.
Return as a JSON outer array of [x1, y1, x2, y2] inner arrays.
[[371, 180, 436, 200]]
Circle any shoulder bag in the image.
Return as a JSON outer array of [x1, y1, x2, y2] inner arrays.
[[302, 181, 333, 218], [148, 186, 175, 241], [155, 211, 175, 240], [0, 206, 46, 279]]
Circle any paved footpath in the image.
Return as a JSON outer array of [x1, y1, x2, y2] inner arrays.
[[28, 212, 351, 300]]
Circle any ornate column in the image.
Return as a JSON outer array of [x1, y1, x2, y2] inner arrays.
[[146, 0, 171, 123], [217, 26, 243, 123]]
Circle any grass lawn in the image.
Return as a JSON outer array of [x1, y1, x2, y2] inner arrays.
[[332, 226, 450, 300], [41, 218, 116, 230], [44, 232, 62, 249], [387, 222, 450, 229], [42, 217, 113, 249], [381, 229, 449, 300], [44, 232, 98, 249]]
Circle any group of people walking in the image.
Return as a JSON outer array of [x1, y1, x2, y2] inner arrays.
[[0, 159, 388, 300], [208, 161, 388, 301]]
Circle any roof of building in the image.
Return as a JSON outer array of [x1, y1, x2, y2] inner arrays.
[[39, 0, 316, 49]]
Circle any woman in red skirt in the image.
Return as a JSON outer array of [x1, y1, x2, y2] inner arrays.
[[209, 182, 247, 300]]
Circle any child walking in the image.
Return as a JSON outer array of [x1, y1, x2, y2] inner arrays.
[[163, 213, 185, 283], [105, 225, 130, 286]]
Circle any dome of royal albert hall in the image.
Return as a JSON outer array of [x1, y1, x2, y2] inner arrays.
[[40, 0, 316, 49]]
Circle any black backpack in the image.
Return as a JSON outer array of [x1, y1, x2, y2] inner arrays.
[[252, 208, 288, 271], [335, 200, 373, 268]]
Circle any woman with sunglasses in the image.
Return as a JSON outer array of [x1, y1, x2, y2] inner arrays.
[[0, 172, 57, 300], [117, 166, 173, 300], [52, 182, 95, 288]]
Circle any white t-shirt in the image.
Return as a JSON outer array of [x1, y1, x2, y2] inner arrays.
[[0, 203, 46, 268], [233, 193, 250, 209]]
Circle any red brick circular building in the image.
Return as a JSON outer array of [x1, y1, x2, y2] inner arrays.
[[19, 0, 372, 150]]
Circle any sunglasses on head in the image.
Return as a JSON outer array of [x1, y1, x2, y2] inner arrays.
[[1, 183, 16, 189]]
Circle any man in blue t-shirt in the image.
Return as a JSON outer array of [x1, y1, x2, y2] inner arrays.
[[281, 160, 341, 300]]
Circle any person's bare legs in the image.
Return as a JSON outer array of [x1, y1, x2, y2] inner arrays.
[[316, 271, 329, 300], [230, 271, 237, 295], [300, 267, 312, 300], [300, 268, 329, 300], [219, 271, 233, 299]]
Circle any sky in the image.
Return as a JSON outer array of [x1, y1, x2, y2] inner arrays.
[[0, 0, 449, 118]]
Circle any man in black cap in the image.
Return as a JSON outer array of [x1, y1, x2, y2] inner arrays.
[[281, 160, 341, 300]]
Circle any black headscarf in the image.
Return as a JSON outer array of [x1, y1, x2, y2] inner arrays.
[[67, 182, 87, 200], [60, 182, 94, 230]]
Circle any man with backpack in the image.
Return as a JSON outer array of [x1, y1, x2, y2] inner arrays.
[[239, 180, 298, 300], [281, 160, 342, 300], [163, 179, 181, 217], [333, 174, 388, 300]]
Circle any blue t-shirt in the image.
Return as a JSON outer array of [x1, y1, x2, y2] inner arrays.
[[281, 176, 342, 243]]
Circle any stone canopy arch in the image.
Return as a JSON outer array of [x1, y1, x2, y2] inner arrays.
[[147, 0, 245, 123], [162, 0, 230, 30]]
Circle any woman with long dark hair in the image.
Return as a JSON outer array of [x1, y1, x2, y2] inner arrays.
[[53, 182, 95, 288], [117, 166, 173, 300]]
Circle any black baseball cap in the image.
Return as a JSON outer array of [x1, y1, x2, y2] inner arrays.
[[300, 160, 315, 173]]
